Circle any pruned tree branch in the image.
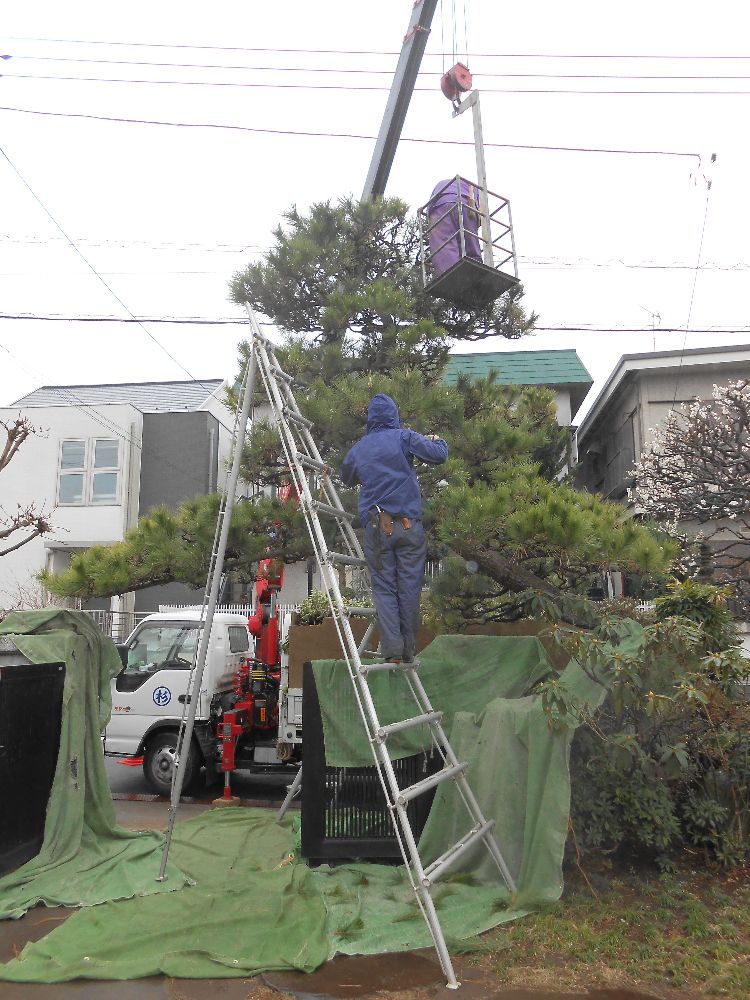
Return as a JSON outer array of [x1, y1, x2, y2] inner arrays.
[[0, 416, 53, 557]]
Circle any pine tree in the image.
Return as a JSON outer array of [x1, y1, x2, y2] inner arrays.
[[46, 196, 674, 618], [229, 197, 674, 623]]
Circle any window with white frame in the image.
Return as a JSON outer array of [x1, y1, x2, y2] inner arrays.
[[58, 438, 121, 505]]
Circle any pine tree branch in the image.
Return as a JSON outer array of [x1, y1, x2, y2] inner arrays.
[[451, 539, 591, 627]]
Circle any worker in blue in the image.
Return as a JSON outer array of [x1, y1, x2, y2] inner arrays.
[[341, 394, 448, 663]]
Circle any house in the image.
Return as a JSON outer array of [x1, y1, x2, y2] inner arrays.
[[444, 349, 592, 428], [0, 379, 234, 618], [574, 344, 750, 605], [574, 344, 750, 501]]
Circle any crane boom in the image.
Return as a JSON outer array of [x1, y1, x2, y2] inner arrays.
[[362, 0, 438, 200]]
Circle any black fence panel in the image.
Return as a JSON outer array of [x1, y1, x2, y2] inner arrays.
[[301, 661, 439, 865], [0, 641, 65, 876]]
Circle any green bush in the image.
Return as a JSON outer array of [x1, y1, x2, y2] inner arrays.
[[653, 578, 740, 654], [295, 591, 332, 625], [538, 604, 750, 868], [295, 590, 374, 626]]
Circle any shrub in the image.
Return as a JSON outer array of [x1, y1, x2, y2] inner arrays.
[[538, 604, 750, 867]]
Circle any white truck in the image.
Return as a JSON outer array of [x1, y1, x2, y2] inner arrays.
[[104, 610, 302, 794]]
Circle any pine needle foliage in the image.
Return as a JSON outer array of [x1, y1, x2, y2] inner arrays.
[[46, 196, 674, 609]]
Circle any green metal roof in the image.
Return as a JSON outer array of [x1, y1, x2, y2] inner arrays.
[[444, 350, 592, 388]]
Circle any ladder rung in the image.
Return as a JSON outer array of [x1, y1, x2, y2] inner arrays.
[[345, 605, 377, 618], [269, 364, 294, 383], [326, 550, 366, 568], [310, 501, 355, 521], [283, 406, 313, 428], [295, 452, 330, 473], [359, 660, 417, 675], [396, 761, 467, 806], [421, 821, 495, 887], [377, 711, 442, 740]]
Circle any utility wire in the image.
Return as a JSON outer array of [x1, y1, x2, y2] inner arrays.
[[4, 234, 747, 271], [0, 143, 229, 400], [2, 314, 749, 335], [5, 37, 750, 58], [0, 145, 239, 456], [5, 71, 750, 94], [0, 106, 701, 160], [17, 54, 750, 80], [8, 54, 744, 77], [0, 233, 262, 251], [671, 169, 715, 408]]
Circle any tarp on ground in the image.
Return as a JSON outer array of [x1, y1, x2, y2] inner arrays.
[[0, 610, 190, 919], [0, 630, 610, 982], [0, 808, 527, 983]]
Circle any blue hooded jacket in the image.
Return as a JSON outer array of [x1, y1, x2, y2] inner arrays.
[[340, 394, 448, 523]]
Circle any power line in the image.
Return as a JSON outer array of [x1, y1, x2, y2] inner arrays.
[[5, 260, 750, 276], [0, 106, 701, 160], [2, 313, 750, 335], [10, 54, 750, 81], [0, 312, 251, 324], [0, 143, 228, 396], [534, 326, 750, 334], [5, 37, 750, 58], [0, 233, 261, 252], [8, 237, 747, 270], [5, 234, 746, 271], [5, 71, 750, 94]]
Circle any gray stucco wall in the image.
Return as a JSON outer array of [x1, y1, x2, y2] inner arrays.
[[138, 411, 219, 514], [575, 377, 638, 500], [135, 411, 219, 613], [576, 360, 750, 502]]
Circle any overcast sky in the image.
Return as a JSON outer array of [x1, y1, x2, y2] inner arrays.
[[1, 0, 748, 423]]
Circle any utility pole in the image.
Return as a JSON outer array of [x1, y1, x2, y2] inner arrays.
[[362, 0, 438, 200]]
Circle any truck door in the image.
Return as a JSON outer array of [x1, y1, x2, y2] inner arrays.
[[106, 621, 205, 756]]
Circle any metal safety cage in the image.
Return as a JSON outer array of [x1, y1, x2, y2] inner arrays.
[[417, 175, 519, 311]]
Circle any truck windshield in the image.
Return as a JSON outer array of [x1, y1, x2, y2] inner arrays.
[[123, 623, 200, 677]]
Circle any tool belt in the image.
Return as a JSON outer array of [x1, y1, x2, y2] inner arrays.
[[368, 507, 413, 569], [378, 510, 412, 536]]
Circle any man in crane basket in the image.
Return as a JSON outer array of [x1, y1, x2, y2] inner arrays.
[[341, 394, 448, 663]]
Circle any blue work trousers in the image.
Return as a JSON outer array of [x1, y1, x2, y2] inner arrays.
[[363, 516, 426, 662]]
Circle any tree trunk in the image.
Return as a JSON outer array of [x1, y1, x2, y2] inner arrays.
[[451, 540, 591, 627]]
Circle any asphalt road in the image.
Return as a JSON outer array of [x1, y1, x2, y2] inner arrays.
[[104, 754, 296, 804]]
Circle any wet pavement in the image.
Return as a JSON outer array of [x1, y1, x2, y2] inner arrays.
[[264, 954, 670, 1000]]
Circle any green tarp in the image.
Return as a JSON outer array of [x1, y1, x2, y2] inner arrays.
[[0, 610, 190, 919], [311, 635, 606, 899], [0, 627, 608, 983]]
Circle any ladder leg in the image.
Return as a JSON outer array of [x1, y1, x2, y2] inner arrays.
[[245, 306, 515, 985], [418, 885, 460, 989], [276, 766, 303, 823]]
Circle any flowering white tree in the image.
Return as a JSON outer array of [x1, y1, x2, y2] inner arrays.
[[632, 378, 750, 612]]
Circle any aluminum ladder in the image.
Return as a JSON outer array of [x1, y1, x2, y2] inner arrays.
[[248, 307, 516, 989]]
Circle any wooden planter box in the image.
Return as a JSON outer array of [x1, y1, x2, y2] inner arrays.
[[287, 617, 435, 688]]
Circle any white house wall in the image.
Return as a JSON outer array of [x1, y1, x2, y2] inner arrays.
[[0, 403, 142, 607]]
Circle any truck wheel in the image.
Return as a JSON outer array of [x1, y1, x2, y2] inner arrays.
[[143, 732, 199, 796]]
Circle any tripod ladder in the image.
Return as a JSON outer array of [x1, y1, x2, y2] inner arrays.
[[248, 306, 516, 989]]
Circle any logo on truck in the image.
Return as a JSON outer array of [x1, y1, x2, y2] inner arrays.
[[153, 686, 172, 707]]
